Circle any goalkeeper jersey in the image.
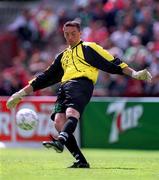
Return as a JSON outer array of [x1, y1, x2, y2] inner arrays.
[[30, 41, 128, 91]]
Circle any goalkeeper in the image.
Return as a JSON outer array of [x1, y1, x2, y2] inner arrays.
[[6, 20, 152, 168]]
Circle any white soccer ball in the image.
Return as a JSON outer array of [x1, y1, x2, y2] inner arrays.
[[16, 108, 38, 130]]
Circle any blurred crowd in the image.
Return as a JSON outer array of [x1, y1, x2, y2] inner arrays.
[[0, 0, 159, 97]]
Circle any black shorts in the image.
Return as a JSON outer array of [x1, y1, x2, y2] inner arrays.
[[51, 77, 94, 120]]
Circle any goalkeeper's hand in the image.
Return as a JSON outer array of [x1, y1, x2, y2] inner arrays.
[[132, 69, 152, 82], [6, 89, 26, 109]]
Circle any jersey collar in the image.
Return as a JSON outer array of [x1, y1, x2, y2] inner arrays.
[[69, 41, 83, 49]]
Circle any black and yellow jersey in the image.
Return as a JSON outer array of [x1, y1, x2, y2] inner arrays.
[[30, 41, 128, 91]]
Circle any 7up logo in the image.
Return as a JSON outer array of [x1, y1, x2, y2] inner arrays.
[[107, 100, 143, 143]]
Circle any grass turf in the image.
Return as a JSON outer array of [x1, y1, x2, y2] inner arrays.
[[1, 148, 159, 180]]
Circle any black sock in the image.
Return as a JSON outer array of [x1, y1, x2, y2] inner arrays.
[[58, 117, 78, 145], [65, 134, 87, 163]]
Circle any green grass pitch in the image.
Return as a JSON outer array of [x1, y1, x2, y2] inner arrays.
[[1, 148, 159, 180]]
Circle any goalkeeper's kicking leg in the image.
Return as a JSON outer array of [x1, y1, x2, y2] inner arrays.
[[43, 108, 90, 168]]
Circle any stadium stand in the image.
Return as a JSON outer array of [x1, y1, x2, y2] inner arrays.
[[0, 0, 159, 97]]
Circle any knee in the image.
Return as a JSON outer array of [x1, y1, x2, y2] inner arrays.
[[66, 107, 80, 119]]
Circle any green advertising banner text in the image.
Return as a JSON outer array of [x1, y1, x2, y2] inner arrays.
[[81, 97, 159, 150]]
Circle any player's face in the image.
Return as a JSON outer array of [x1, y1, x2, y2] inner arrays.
[[63, 26, 81, 47]]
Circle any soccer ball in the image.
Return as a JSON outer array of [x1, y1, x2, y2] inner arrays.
[[16, 108, 38, 130]]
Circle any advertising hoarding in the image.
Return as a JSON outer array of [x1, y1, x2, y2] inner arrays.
[[81, 97, 159, 149]]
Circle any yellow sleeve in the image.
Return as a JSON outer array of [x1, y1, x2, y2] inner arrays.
[[86, 42, 128, 69]]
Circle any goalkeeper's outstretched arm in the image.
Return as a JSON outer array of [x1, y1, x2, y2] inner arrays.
[[6, 54, 63, 110]]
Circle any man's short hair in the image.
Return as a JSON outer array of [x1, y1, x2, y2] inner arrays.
[[63, 20, 81, 31]]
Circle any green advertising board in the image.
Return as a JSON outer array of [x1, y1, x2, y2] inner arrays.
[[81, 97, 159, 150]]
